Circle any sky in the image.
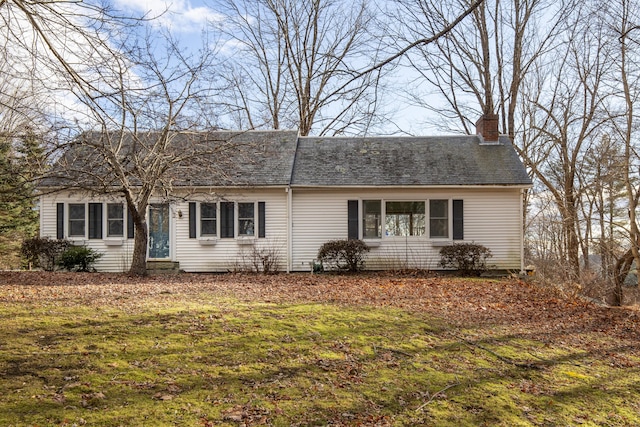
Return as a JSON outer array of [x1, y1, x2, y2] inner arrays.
[[113, 0, 220, 34], [108, 0, 432, 135]]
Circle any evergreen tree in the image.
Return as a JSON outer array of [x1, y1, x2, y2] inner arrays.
[[0, 130, 43, 268]]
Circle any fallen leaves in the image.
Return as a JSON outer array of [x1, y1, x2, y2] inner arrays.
[[0, 271, 638, 351]]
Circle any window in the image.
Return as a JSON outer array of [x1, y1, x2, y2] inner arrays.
[[200, 203, 217, 236], [362, 200, 382, 238], [238, 202, 255, 236], [68, 204, 86, 237], [190, 201, 265, 240], [430, 200, 449, 238], [385, 201, 425, 236], [107, 203, 124, 237]]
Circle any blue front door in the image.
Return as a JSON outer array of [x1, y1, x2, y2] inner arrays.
[[148, 204, 170, 259]]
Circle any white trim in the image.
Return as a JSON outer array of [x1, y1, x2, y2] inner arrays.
[[356, 198, 462, 241], [170, 204, 177, 262], [67, 202, 87, 239], [237, 201, 257, 238], [104, 238, 124, 246], [197, 201, 219, 239], [520, 189, 526, 274], [39, 195, 44, 238], [363, 239, 381, 247], [236, 236, 256, 245], [431, 240, 453, 247], [287, 187, 292, 273], [105, 202, 126, 239], [147, 202, 171, 260], [427, 199, 449, 239], [198, 237, 218, 245]]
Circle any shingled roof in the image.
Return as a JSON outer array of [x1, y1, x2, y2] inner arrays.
[[174, 130, 299, 187], [40, 130, 531, 189], [40, 130, 300, 188], [290, 135, 532, 187]]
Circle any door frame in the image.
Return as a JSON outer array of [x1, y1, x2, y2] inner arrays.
[[147, 203, 172, 260]]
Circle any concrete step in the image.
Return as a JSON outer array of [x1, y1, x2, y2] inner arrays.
[[147, 261, 180, 274]]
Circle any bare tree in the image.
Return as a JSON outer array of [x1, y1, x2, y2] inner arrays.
[[581, 136, 624, 269], [1, 1, 237, 275], [214, 0, 293, 130], [605, 0, 640, 304], [42, 30, 230, 276], [390, 0, 567, 134], [526, 5, 614, 278], [213, 0, 392, 136]]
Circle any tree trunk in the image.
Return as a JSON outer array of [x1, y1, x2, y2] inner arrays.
[[613, 248, 632, 307], [129, 219, 148, 276]]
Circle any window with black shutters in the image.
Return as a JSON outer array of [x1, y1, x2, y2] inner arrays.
[[68, 204, 86, 237], [238, 202, 255, 236], [429, 200, 448, 238], [107, 203, 124, 237], [201, 203, 217, 236], [362, 200, 381, 238]]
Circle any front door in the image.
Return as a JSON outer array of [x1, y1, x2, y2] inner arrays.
[[148, 204, 170, 259]]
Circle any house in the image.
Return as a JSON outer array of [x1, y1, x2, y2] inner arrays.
[[38, 115, 532, 272]]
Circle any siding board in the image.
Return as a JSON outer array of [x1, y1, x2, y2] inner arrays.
[[291, 188, 523, 271], [40, 187, 524, 272], [175, 190, 289, 272]]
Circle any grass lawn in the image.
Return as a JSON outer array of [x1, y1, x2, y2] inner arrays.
[[0, 272, 638, 426]]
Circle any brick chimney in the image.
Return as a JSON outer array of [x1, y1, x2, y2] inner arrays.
[[475, 114, 499, 142]]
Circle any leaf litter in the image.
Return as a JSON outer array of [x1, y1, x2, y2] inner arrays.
[[0, 271, 639, 426]]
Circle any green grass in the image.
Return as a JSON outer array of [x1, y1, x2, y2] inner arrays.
[[0, 295, 638, 426]]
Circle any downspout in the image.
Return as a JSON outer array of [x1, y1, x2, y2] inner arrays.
[[520, 188, 525, 273], [39, 195, 44, 238], [286, 186, 292, 273]]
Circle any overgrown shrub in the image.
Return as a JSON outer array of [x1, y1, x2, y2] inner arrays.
[[317, 239, 369, 272], [439, 242, 492, 276], [21, 237, 71, 271], [58, 246, 103, 272], [234, 241, 283, 274]]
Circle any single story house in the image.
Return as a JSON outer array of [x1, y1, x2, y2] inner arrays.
[[38, 115, 532, 272]]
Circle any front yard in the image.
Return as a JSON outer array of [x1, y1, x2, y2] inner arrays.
[[0, 272, 638, 426]]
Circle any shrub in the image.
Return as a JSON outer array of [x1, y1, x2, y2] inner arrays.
[[21, 237, 71, 271], [58, 246, 103, 272], [317, 239, 369, 272], [439, 242, 492, 276], [236, 243, 282, 274]]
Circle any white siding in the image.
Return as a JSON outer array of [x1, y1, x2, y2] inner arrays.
[[291, 188, 524, 272], [40, 189, 290, 273], [175, 189, 289, 272], [40, 193, 134, 272], [40, 186, 524, 273]]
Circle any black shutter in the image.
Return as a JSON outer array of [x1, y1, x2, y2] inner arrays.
[[453, 199, 464, 240], [127, 208, 135, 239], [220, 202, 235, 238], [258, 202, 266, 238], [189, 202, 196, 238], [348, 200, 359, 240], [56, 203, 64, 239], [88, 203, 103, 239]]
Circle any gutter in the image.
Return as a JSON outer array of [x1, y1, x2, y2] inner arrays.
[[288, 184, 533, 190]]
